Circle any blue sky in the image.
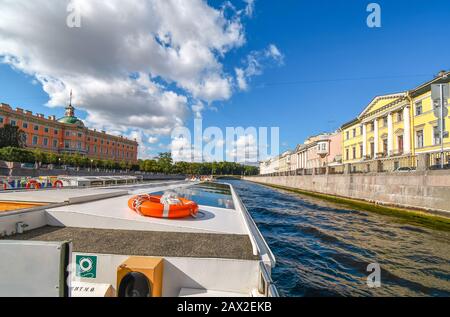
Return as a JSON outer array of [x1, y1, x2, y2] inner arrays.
[[1, 0, 449, 158]]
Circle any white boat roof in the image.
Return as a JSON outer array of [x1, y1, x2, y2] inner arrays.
[[1, 181, 276, 264], [0, 181, 182, 204], [45, 184, 247, 235]]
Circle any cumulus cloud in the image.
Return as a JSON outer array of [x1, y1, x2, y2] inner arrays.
[[0, 0, 282, 158]]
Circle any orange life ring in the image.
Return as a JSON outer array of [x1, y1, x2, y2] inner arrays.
[[128, 194, 199, 219], [53, 180, 64, 188], [26, 180, 41, 190]]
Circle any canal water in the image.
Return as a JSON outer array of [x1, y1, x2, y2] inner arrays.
[[226, 180, 450, 297]]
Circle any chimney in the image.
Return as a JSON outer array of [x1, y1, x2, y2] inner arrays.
[[48, 115, 56, 121], [16, 108, 24, 113], [26, 110, 32, 115]]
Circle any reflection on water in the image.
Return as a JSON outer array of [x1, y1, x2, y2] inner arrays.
[[154, 182, 235, 209], [225, 180, 450, 297]]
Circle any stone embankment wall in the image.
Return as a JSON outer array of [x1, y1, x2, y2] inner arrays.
[[244, 170, 450, 214]]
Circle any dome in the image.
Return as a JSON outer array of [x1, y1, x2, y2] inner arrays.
[[58, 116, 85, 127], [58, 103, 85, 127]]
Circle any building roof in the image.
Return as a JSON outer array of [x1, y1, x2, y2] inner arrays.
[[58, 115, 85, 127]]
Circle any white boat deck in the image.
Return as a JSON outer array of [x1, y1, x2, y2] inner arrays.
[[0, 187, 127, 204], [46, 191, 247, 235], [0, 181, 183, 204]]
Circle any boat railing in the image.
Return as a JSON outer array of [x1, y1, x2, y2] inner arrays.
[[258, 262, 279, 297], [227, 183, 276, 266]]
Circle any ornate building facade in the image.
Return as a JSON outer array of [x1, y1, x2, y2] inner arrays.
[[0, 102, 138, 162], [341, 71, 449, 164]]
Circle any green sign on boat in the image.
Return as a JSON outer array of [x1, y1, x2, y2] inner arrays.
[[76, 255, 97, 279]]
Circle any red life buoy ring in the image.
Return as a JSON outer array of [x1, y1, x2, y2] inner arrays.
[[53, 180, 64, 188], [26, 180, 41, 190], [128, 195, 199, 219]]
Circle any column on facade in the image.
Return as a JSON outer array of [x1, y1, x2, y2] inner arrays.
[[387, 112, 393, 156], [362, 123, 367, 158], [373, 119, 379, 157], [403, 106, 411, 154]]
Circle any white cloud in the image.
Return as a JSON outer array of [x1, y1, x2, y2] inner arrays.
[[266, 44, 283, 62], [235, 68, 248, 91], [191, 102, 205, 119], [236, 44, 284, 91], [0, 0, 283, 158], [243, 0, 256, 17], [148, 136, 159, 144], [227, 134, 259, 163]]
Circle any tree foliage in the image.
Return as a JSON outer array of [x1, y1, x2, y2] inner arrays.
[[0, 148, 259, 175], [0, 124, 26, 148]]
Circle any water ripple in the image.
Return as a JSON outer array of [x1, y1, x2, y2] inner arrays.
[[226, 180, 450, 297]]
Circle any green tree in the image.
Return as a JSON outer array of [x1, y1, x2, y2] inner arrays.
[[0, 124, 26, 148], [157, 152, 173, 174], [119, 160, 128, 170], [0, 147, 34, 163]]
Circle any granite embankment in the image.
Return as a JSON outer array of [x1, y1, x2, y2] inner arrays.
[[244, 170, 450, 216]]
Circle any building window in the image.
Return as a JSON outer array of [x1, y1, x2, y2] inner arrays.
[[65, 131, 70, 137], [53, 139, 58, 148], [360, 145, 364, 158], [34, 125, 39, 131], [352, 129, 356, 138], [352, 147, 356, 159], [94, 145, 97, 153], [382, 139, 388, 155], [10, 120, 17, 126], [43, 138, 48, 147], [346, 131, 350, 140], [78, 133, 82, 138], [23, 122, 28, 129], [32, 136, 38, 145], [77, 142, 82, 149], [383, 116, 388, 127], [346, 149, 349, 161], [54, 129, 58, 135], [416, 130, 424, 148], [65, 140, 70, 149], [415, 101, 423, 116], [44, 127, 49, 133], [397, 112, 403, 122], [397, 135, 404, 154], [0, 117, 3, 124], [434, 126, 442, 145]]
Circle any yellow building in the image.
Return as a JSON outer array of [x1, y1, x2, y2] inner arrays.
[[342, 71, 450, 164]]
